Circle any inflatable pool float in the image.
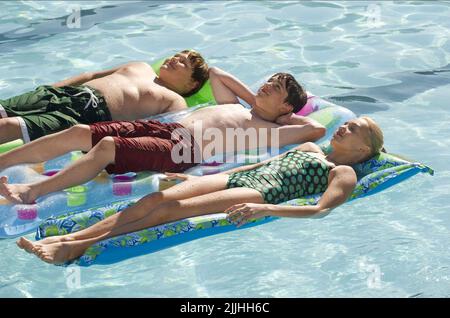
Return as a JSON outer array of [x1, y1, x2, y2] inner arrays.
[[32, 100, 433, 266], [36, 147, 433, 267], [0, 93, 339, 238], [0, 169, 163, 238], [0, 139, 24, 154]]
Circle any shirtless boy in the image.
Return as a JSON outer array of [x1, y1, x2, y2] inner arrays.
[[0, 50, 209, 144], [0, 71, 325, 204]]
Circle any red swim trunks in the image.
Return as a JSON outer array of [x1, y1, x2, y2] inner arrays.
[[89, 120, 200, 174]]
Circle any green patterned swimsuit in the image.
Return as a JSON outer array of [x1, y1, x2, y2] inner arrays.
[[226, 150, 331, 204]]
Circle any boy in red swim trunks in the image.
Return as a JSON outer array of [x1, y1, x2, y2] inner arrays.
[[0, 71, 325, 204], [89, 119, 199, 174]]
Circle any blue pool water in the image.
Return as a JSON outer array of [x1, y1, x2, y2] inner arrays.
[[0, 1, 449, 297]]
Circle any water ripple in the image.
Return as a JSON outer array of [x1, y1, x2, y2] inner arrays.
[[0, 0, 449, 298]]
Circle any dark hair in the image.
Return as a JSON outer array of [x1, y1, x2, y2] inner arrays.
[[271, 72, 307, 113], [181, 50, 209, 97]]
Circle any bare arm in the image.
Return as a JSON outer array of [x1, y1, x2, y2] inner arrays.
[[165, 94, 188, 112], [226, 165, 357, 226], [51, 63, 132, 87], [209, 67, 256, 106], [272, 113, 326, 147], [268, 165, 357, 217]]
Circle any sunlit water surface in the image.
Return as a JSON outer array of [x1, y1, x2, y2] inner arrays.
[[0, 1, 449, 297]]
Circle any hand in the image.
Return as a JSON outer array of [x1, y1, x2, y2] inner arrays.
[[275, 112, 293, 125], [225, 203, 272, 228], [162, 172, 197, 182]]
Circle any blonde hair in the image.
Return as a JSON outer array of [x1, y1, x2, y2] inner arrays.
[[361, 116, 385, 158]]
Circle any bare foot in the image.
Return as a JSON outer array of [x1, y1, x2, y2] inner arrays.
[[0, 176, 37, 204], [32, 240, 88, 264], [17, 235, 75, 254], [16, 237, 36, 253], [32, 242, 71, 264]]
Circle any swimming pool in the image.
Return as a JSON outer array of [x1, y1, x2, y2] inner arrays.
[[0, 0, 449, 297]]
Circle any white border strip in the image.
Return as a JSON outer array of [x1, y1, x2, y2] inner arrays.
[[16, 117, 30, 143], [0, 103, 8, 118]]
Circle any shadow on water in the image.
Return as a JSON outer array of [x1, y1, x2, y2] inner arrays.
[[0, 1, 179, 52], [325, 64, 450, 115]]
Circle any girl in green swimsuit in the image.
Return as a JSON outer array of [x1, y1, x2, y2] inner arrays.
[[18, 116, 384, 264], [227, 150, 332, 205]]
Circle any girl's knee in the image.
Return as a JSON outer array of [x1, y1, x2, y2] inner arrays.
[[152, 200, 182, 223], [141, 191, 164, 206]]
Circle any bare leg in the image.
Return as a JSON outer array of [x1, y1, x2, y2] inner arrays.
[[0, 136, 114, 204], [105, 187, 264, 238], [33, 174, 230, 244], [27, 187, 264, 264], [0, 118, 23, 144], [0, 124, 93, 170]]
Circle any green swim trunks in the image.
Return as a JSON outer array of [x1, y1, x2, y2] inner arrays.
[[0, 85, 112, 142]]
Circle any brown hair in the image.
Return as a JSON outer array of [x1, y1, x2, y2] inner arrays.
[[271, 73, 308, 113], [361, 116, 385, 159], [181, 49, 209, 97]]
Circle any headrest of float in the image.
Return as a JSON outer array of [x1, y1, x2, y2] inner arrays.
[[151, 58, 216, 107], [320, 143, 433, 180], [352, 152, 434, 179]]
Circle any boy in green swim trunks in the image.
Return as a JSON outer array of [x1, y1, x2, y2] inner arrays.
[[0, 72, 326, 205], [0, 50, 209, 144]]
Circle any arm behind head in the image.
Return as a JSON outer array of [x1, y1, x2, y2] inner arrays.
[[209, 67, 256, 106]]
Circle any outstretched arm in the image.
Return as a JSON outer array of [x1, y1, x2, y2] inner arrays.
[[209, 67, 256, 106], [51, 62, 135, 87], [226, 165, 357, 226]]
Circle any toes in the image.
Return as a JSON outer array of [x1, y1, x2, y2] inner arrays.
[[0, 184, 7, 196], [16, 237, 28, 250], [38, 252, 54, 263], [16, 239, 24, 249], [32, 249, 44, 260], [10, 194, 23, 204], [22, 238, 36, 253], [42, 256, 53, 264], [22, 237, 31, 244], [33, 246, 43, 256]]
